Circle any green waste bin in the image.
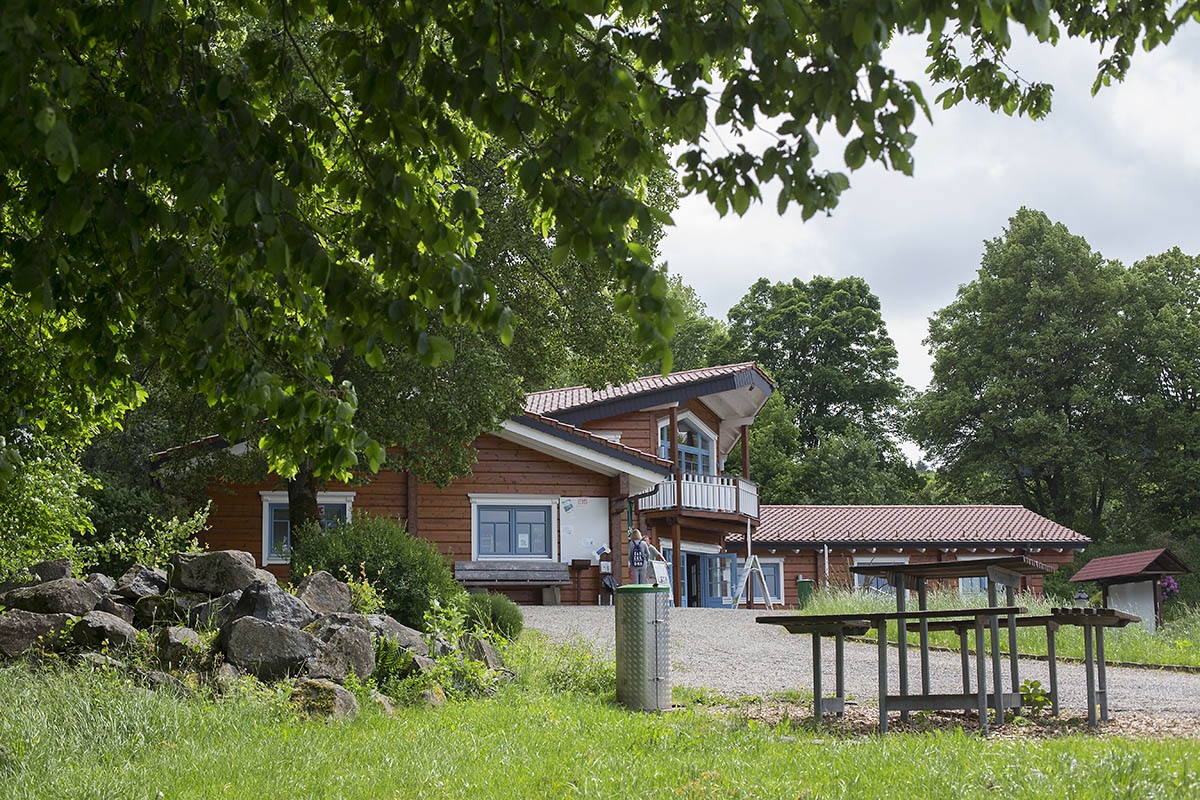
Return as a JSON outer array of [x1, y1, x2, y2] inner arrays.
[[795, 578, 814, 609]]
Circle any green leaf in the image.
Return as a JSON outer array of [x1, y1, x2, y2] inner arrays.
[[844, 139, 867, 170]]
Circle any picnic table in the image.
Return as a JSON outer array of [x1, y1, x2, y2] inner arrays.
[[758, 557, 1141, 732]]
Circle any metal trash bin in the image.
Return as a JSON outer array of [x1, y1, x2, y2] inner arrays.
[[614, 584, 670, 711], [796, 578, 815, 609]]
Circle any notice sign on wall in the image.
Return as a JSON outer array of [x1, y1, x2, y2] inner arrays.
[[558, 497, 607, 563]]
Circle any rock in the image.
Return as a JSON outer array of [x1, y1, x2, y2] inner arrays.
[[169, 591, 210, 619], [365, 614, 429, 656], [79, 651, 126, 670], [369, 690, 398, 715], [291, 678, 359, 720], [159, 625, 202, 666], [214, 662, 241, 683], [222, 617, 317, 680], [85, 573, 116, 594], [418, 684, 447, 708], [295, 571, 353, 616], [306, 624, 374, 684], [461, 635, 505, 671], [27, 558, 73, 583], [72, 610, 138, 648], [190, 590, 243, 629], [0, 610, 75, 657], [403, 653, 437, 679], [96, 596, 136, 625], [115, 564, 168, 600], [225, 580, 316, 629], [134, 595, 170, 627], [139, 669, 189, 694], [170, 550, 261, 595], [310, 613, 373, 637], [432, 635, 454, 658], [2, 578, 101, 616], [252, 569, 278, 586]]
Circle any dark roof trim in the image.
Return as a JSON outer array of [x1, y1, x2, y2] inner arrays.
[[551, 367, 774, 425], [512, 414, 671, 475], [726, 539, 1089, 551]]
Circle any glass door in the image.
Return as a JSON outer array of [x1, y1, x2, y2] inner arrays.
[[701, 553, 735, 607]]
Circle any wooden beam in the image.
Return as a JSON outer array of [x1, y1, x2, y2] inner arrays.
[[740, 423, 750, 478], [669, 406, 681, 511], [672, 517, 682, 606]]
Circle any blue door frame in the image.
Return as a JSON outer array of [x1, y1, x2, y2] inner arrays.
[[701, 553, 735, 607]]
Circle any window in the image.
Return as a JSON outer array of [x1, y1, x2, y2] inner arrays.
[[657, 416, 715, 475], [853, 556, 909, 594], [737, 558, 784, 604], [475, 501, 554, 556], [259, 491, 354, 564], [956, 554, 995, 595]]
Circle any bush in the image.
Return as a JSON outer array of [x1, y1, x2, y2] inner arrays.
[[76, 503, 208, 576], [463, 592, 524, 640], [543, 637, 615, 698], [292, 512, 463, 630]]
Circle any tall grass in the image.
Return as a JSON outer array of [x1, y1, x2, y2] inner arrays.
[[802, 588, 1200, 667], [1, 660, 1198, 800]]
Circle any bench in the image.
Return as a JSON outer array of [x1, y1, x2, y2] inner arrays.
[[454, 560, 572, 589]]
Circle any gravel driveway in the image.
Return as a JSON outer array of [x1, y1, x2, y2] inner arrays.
[[525, 606, 1200, 718]]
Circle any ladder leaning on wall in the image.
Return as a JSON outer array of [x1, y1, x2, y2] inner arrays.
[[731, 554, 775, 610]]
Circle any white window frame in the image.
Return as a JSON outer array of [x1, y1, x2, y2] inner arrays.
[[656, 411, 718, 474], [852, 554, 910, 592], [468, 494, 559, 561], [737, 556, 785, 604], [955, 553, 996, 595], [259, 490, 356, 565]]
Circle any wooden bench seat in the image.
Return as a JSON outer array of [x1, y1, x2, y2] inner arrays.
[[454, 560, 571, 588]]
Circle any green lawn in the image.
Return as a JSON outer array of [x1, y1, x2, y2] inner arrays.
[[1, 651, 1199, 800], [802, 589, 1200, 668]]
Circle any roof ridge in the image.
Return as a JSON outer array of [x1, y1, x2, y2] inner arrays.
[[520, 411, 671, 467], [524, 361, 761, 398]]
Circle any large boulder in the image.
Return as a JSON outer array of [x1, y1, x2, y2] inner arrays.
[[0, 610, 75, 657], [159, 625, 202, 666], [2, 579, 100, 616], [85, 573, 116, 594], [115, 564, 168, 600], [72, 610, 138, 648], [27, 558, 73, 583], [190, 590, 243, 629], [295, 571, 353, 616], [365, 614, 428, 656], [291, 678, 359, 720], [225, 580, 316, 629], [96, 596, 135, 626], [461, 635, 506, 671], [170, 550, 261, 595], [222, 617, 317, 680], [306, 623, 374, 683]]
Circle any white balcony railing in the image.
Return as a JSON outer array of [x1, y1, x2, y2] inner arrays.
[[638, 473, 759, 518]]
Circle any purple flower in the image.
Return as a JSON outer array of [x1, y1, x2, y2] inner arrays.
[[1162, 576, 1180, 598]]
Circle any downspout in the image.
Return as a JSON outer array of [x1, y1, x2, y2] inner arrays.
[[626, 487, 658, 538]]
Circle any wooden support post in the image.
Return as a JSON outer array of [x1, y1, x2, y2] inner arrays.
[[669, 407, 681, 512], [877, 620, 889, 734], [740, 424, 750, 478], [671, 517, 682, 607], [835, 630, 846, 718], [1005, 585, 1020, 693], [812, 633, 823, 725], [918, 580, 931, 696], [987, 579, 1003, 725], [1047, 626, 1059, 717], [959, 628, 971, 694], [975, 616, 989, 735], [1097, 625, 1108, 722], [1083, 624, 1097, 729], [895, 572, 909, 723]]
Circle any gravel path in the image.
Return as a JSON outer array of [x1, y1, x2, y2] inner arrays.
[[525, 606, 1200, 719]]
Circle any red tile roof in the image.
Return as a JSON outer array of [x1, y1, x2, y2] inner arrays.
[[744, 505, 1091, 545], [525, 362, 768, 415], [517, 412, 671, 468], [1069, 549, 1190, 583]]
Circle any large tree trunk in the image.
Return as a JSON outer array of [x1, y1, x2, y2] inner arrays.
[[287, 460, 321, 557]]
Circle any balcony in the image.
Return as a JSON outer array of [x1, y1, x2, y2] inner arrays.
[[638, 473, 759, 519]]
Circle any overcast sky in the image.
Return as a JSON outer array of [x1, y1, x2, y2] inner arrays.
[[660, 26, 1200, 404]]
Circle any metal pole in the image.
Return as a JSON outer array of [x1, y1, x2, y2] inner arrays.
[[975, 616, 988, 735], [987, 579, 1003, 724], [918, 580, 931, 696], [812, 633, 823, 725], [1097, 625, 1108, 722], [877, 620, 889, 734], [1083, 624, 1097, 729]]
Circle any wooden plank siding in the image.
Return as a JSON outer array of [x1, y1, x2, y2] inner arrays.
[[199, 434, 621, 603], [579, 411, 656, 454]]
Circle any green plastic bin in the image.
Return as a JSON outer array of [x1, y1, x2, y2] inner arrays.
[[795, 578, 814, 609]]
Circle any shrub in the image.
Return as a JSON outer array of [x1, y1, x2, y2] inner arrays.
[[463, 592, 524, 640], [292, 512, 463, 630], [543, 637, 615, 698], [76, 503, 208, 576]]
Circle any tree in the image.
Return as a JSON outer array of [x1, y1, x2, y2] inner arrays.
[[639, 276, 728, 375], [725, 276, 904, 444], [3, 1, 1192, 486], [909, 208, 1130, 536]]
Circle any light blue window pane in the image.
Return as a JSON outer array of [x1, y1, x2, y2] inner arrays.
[[269, 504, 290, 559]]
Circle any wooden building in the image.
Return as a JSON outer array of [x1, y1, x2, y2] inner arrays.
[[727, 505, 1091, 606], [1070, 548, 1191, 633], [186, 362, 775, 605]]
